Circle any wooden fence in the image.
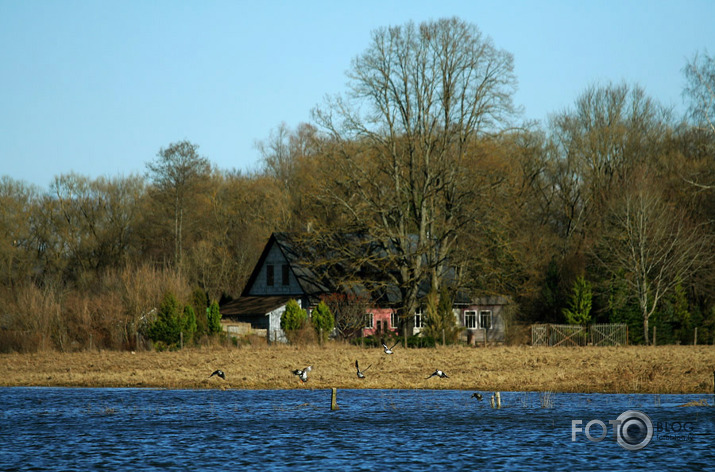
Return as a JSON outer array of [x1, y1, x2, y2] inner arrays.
[[531, 324, 628, 347]]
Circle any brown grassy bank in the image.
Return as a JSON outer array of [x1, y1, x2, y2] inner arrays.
[[1, 344, 713, 394]]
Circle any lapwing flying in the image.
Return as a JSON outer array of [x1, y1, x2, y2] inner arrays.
[[292, 365, 312, 383], [382, 340, 399, 354], [426, 369, 449, 379], [209, 369, 226, 380], [355, 360, 372, 379]]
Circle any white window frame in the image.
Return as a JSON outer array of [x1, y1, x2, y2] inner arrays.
[[464, 310, 477, 329], [390, 311, 399, 329], [365, 312, 374, 329], [414, 309, 424, 328]]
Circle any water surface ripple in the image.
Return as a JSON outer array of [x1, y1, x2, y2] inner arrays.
[[1, 388, 712, 471]]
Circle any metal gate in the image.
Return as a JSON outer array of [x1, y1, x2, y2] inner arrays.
[[590, 324, 627, 346], [530, 323, 628, 346]]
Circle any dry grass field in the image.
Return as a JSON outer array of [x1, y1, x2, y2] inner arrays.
[[1, 343, 713, 394]]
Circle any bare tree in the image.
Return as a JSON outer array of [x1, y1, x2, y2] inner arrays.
[[312, 17, 518, 320], [684, 50, 715, 136], [594, 181, 713, 344], [682, 51, 715, 190], [321, 292, 370, 340], [0, 177, 39, 290], [548, 83, 669, 250], [146, 141, 211, 269]]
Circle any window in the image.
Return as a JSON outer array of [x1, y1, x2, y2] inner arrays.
[[365, 313, 374, 329], [464, 310, 477, 329], [266, 264, 274, 286], [282, 264, 290, 286], [479, 310, 493, 330], [414, 309, 424, 328], [391, 311, 399, 329]]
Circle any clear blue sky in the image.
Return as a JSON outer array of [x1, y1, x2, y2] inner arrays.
[[1, 0, 713, 190]]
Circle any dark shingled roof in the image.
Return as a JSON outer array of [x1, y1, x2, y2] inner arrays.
[[220, 295, 294, 318]]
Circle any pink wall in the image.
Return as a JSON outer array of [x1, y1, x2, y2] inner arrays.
[[362, 307, 398, 337]]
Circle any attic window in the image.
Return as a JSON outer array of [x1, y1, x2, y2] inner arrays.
[[266, 264, 274, 286], [282, 264, 290, 286]]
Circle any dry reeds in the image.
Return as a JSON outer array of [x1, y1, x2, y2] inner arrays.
[[0, 344, 713, 394]]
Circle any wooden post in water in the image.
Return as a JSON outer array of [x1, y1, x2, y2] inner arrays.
[[330, 388, 339, 410], [495, 392, 501, 409]]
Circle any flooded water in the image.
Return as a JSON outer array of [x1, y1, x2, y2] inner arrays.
[[0, 387, 713, 471]]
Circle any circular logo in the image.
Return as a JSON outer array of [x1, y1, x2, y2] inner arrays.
[[615, 410, 653, 451]]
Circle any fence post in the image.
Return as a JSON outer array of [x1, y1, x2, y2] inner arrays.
[[694, 327, 698, 346], [653, 326, 656, 346], [180, 331, 183, 349], [442, 329, 445, 347], [330, 388, 339, 410]]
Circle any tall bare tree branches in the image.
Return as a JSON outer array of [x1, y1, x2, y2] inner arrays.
[[313, 18, 518, 318], [594, 183, 713, 344]]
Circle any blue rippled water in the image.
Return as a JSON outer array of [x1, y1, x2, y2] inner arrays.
[[0, 388, 713, 471]]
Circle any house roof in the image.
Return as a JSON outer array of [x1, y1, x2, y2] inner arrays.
[[241, 232, 332, 298], [240, 231, 481, 308], [220, 295, 294, 317]]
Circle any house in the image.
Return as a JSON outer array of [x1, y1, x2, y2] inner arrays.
[[220, 232, 510, 343], [456, 296, 510, 344]]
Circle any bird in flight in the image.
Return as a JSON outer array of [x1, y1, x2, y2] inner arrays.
[[355, 360, 372, 379], [209, 369, 225, 380], [471, 392, 483, 400], [292, 365, 312, 383], [382, 340, 399, 354], [426, 369, 449, 379]]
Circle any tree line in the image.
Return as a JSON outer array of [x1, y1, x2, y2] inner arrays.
[[1, 18, 713, 351]]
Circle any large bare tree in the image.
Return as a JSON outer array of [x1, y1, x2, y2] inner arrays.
[[595, 180, 712, 344], [547, 83, 669, 251], [146, 140, 211, 270], [684, 50, 715, 136], [682, 51, 715, 190], [312, 17, 517, 320]]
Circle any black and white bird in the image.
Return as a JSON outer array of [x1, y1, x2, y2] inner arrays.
[[382, 340, 399, 355], [292, 365, 312, 383], [355, 360, 372, 379], [471, 392, 483, 401], [209, 369, 225, 380], [426, 369, 449, 379]]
